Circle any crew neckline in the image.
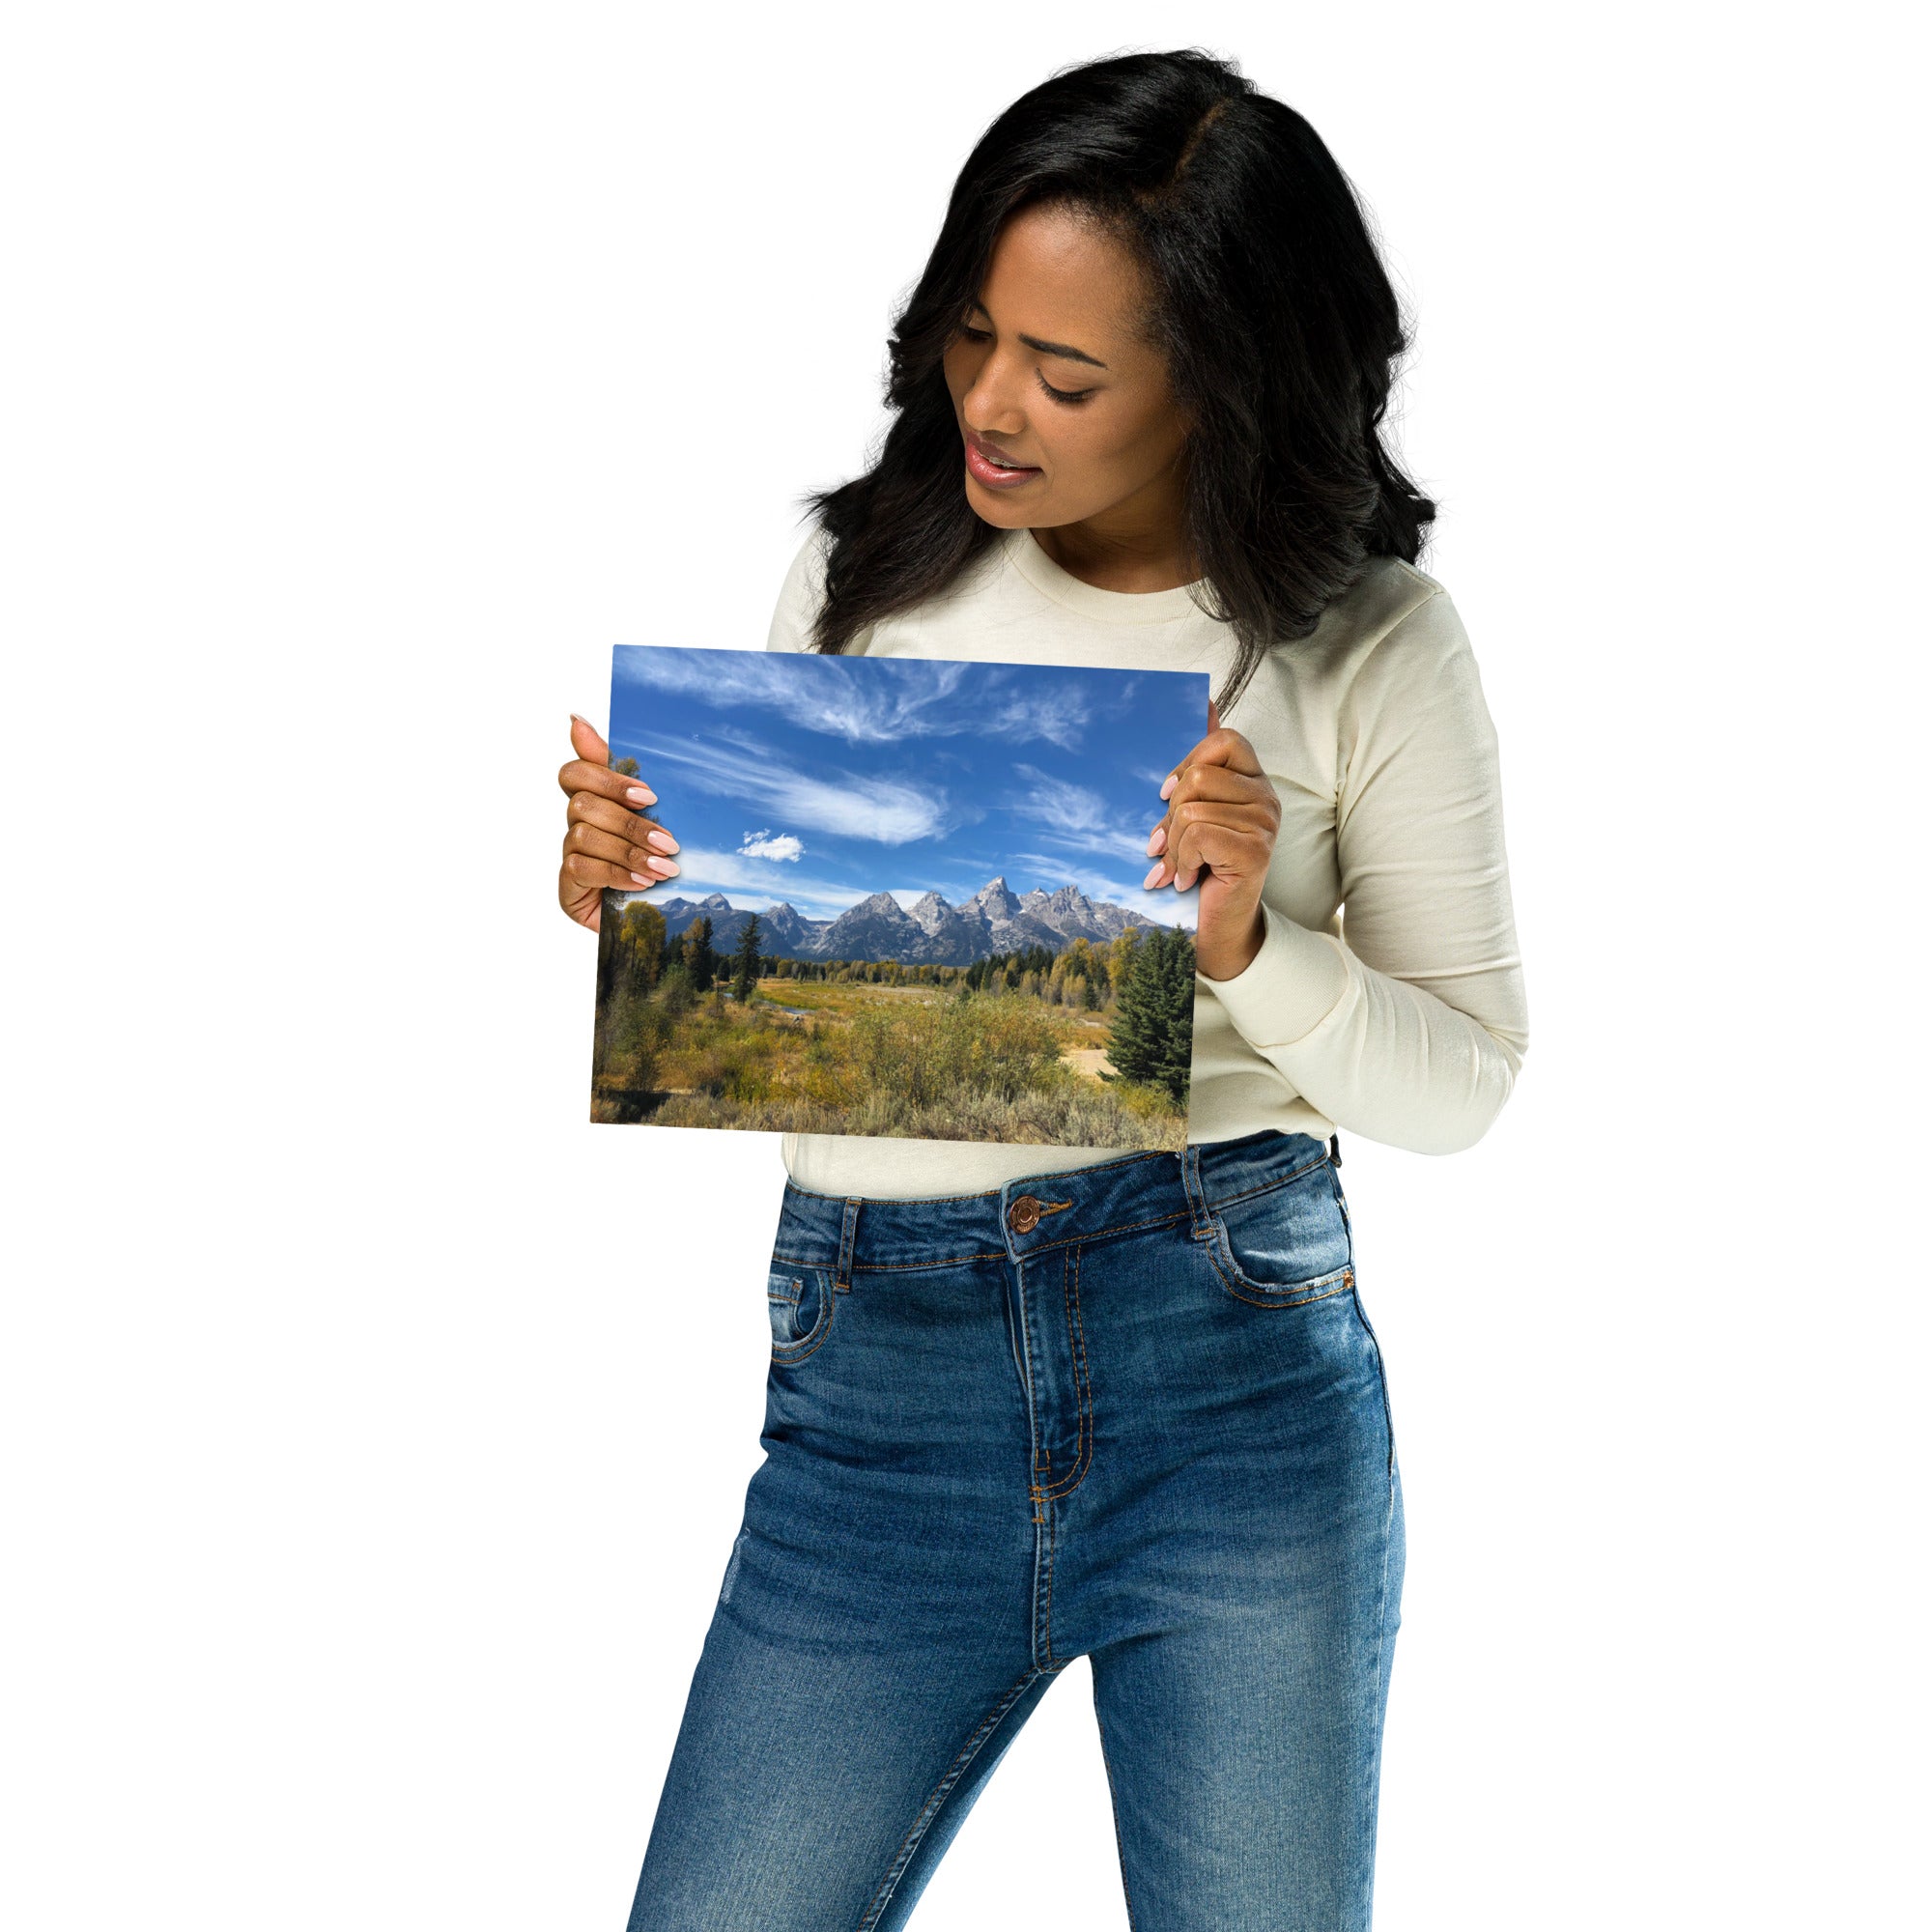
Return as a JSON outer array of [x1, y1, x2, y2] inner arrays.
[[1005, 526, 1208, 626]]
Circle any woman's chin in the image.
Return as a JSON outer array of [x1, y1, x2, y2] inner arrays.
[[964, 480, 1045, 526]]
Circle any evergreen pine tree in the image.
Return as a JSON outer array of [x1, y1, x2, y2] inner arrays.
[[689, 915, 717, 991], [1150, 926, 1196, 1107], [1106, 930, 1165, 1087], [730, 911, 764, 1003], [1105, 925, 1195, 1107]]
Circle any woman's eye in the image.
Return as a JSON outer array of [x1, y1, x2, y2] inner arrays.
[[1037, 373, 1093, 406], [954, 323, 1092, 404]]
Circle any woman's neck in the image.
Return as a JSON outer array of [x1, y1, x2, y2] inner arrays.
[[1027, 524, 1201, 594]]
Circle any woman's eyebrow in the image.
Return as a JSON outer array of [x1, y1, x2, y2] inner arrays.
[[1022, 334, 1108, 369], [968, 300, 1109, 369]]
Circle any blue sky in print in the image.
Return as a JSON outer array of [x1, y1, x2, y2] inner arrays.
[[607, 645, 1208, 929]]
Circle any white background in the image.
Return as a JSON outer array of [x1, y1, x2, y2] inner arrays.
[[5, 4, 1924, 1926]]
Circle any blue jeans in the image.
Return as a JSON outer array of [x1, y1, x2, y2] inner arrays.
[[626, 1128, 1405, 1930]]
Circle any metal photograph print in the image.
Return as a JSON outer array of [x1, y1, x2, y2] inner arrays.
[[591, 644, 1208, 1149]]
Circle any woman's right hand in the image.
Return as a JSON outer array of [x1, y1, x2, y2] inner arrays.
[[556, 714, 681, 932]]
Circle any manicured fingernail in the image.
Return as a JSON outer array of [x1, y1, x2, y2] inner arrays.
[[571, 712, 588, 724], [629, 871, 652, 885], [626, 785, 657, 806], [1143, 861, 1165, 889], [646, 856, 680, 876], [1146, 826, 1167, 856], [645, 829, 678, 853], [1159, 773, 1177, 799]]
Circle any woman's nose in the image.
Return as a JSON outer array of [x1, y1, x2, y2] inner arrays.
[[962, 364, 1027, 434]]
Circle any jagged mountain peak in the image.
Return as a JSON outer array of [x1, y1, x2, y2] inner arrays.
[[906, 890, 955, 935], [653, 873, 1170, 966]]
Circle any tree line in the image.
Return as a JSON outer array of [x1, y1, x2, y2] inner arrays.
[[595, 891, 1195, 1108], [596, 894, 1187, 1015]]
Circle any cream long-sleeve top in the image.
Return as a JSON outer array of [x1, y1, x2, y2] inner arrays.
[[761, 521, 1528, 1200]]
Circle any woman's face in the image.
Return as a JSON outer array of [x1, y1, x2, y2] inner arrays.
[[940, 202, 1190, 538]]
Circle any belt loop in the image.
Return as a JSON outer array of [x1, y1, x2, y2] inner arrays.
[[837, 1196, 864, 1292], [1180, 1144, 1211, 1238]]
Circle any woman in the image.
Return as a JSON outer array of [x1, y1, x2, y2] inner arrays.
[[558, 49, 1527, 1931]]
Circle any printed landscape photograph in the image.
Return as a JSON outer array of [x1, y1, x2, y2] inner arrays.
[[591, 643, 1208, 1149]]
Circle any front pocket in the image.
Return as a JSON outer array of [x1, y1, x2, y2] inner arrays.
[[1206, 1160, 1354, 1306], [766, 1263, 836, 1362]]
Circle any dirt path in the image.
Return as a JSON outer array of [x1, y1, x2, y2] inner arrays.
[[1061, 1044, 1116, 1082]]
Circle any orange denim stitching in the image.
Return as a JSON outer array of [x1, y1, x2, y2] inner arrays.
[[771, 1250, 1009, 1271], [1202, 1150, 1333, 1212], [770, 1266, 838, 1363], [1201, 1233, 1356, 1309], [1038, 1242, 1094, 1501], [1018, 1204, 1192, 1255]]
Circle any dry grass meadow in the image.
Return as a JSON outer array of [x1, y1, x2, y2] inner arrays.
[[590, 978, 1186, 1149]]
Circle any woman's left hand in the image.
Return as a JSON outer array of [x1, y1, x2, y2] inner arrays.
[[1144, 697, 1281, 981]]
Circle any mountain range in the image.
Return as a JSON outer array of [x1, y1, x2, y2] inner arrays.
[[618, 875, 1183, 966]]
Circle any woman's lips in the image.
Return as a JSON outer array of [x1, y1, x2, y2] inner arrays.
[[964, 433, 1041, 488]]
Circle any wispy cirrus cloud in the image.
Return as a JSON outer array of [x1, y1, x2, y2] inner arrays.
[[611, 726, 971, 846], [996, 761, 1161, 867], [1028, 823, 1168, 867], [612, 648, 1094, 750], [1002, 763, 1111, 835], [978, 682, 1094, 753]]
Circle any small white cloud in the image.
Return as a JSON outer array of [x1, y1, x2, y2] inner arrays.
[[739, 828, 803, 863]]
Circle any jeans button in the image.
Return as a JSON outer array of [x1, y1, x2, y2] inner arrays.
[[1008, 1194, 1041, 1234]]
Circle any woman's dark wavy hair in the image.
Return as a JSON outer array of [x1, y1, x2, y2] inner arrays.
[[798, 47, 1435, 715]]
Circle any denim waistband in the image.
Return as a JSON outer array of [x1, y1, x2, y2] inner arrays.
[[774, 1129, 1334, 1282]]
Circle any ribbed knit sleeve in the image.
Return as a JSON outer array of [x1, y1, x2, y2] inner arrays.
[[1201, 588, 1530, 1153]]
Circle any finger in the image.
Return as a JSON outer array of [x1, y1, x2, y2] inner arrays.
[[558, 755, 658, 809], [565, 821, 683, 884], [1161, 726, 1263, 792], [1145, 847, 1207, 891], [567, 789, 678, 850], [1168, 812, 1271, 887], [560, 847, 671, 895], [569, 712, 611, 767], [1147, 774, 1270, 860], [1163, 763, 1270, 810]]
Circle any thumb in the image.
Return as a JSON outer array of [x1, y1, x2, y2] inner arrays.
[[1207, 695, 1221, 733], [569, 711, 611, 764]]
